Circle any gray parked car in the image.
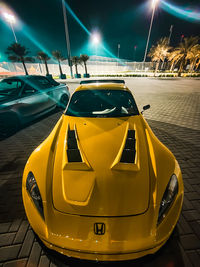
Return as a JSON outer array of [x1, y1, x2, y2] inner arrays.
[[0, 75, 70, 137]]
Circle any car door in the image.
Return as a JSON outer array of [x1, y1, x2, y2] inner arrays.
[[30, 76, 57, 108], [0, 78, 23, 121], [17, 81, 50, 121]]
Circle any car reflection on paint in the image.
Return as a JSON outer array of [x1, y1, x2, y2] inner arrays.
[[0, 75, 70, 137]]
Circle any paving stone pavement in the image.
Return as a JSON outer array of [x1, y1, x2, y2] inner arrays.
[[0, 78, 200, 267]]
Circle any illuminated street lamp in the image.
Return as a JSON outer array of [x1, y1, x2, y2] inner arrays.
[[90, 32, 101, 74], [90, 32, 101, 57], [3, 12, 18, 43], [143, 0, 159, 62], [91, 32, 101, 45]]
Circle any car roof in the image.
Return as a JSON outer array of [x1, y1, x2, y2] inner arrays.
[[3, 75, 48, 81], [75, 82, 131, 92]]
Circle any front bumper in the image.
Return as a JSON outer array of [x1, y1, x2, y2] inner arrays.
[[42, 238, 166, 261], [22, 185, 183, 261]]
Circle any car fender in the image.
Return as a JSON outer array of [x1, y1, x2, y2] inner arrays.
[[141, 117, 183, 210], [52, 85, 70, 102], [22, 115, 64, 203]]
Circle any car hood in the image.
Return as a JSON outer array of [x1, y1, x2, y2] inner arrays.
[[52, 115, 150, 216]]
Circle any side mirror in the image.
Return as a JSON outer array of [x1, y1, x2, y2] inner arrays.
[[141, 104, 150, 114]]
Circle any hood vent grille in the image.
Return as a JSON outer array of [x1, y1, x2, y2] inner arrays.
[[67, 129, 82, 162], [120, 130, 136, 163]]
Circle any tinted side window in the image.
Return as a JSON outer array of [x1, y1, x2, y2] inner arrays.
[[0, 79, 22, 91], [0, 79, 22, 97], [46, 77, 60, 86], [21, 84, 37, 96], [28, 77, 53, 90]]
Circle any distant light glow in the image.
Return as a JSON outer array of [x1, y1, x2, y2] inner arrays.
[[3, 12, 15, 23], [152, 0, 159, 9], [161, 0, 200, 22], [91, 32, 101, 45], [63, 1, 126, 65], [0, 2, 57, 58]]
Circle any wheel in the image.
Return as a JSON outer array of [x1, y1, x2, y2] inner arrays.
[[0, 113, 20, 138], [58, 94, 69, 110]]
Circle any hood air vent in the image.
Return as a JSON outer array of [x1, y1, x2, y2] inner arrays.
[[67, 129, 82, 162], [120, 130, 136, 163]]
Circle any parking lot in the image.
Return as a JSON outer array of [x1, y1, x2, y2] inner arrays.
[[0, 77, 200, 267]]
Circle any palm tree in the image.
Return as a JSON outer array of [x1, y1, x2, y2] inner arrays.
[[168, 53, 178, 72], [52, 50, 66, 77], [195, 58, 200, 71], [187, 44, 200, 72], [148, 37, 171, 76], [168, 36, 199, 76], [80, 54, 90, 77], [6, 43, 34, 75], [37, 51, 50, 75], [72, 56, 81, 77]]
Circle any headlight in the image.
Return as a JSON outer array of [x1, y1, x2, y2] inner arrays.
[[26, 172, 44, 219], [157, 174, 178, 225]]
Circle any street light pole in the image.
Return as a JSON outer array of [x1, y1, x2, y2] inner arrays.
[[3, 13, 18, 43], [133, 45, 137, 61], [143, 0, 159, 62], [118, 44, 120, 59], [117, 43, 120, 67], [9, 22, 17, 43], [161, 25, 173, 70], [62, 0, 73, 78], [168, 25, 173, 45], [180, 34, 184, 43]]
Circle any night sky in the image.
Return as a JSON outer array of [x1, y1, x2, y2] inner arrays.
[[0, 0, 200, 61]]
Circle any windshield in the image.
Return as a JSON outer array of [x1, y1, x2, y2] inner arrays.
[[66, 89, 139, 117]]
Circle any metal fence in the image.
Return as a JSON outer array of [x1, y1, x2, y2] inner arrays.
[[0, 60, 157, 77]]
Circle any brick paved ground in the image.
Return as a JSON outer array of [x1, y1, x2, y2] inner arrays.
[[0, 78, 200, 266]]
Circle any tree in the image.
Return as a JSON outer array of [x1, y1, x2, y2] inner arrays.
[[168, 36, 199, 76], [72, 56, 81, 76], [52, 50, 66, 76], [187, 44, 200, 72], [37, 51, 50, 75], [148, 37, 171, 76], [195, 58, 200, 71], [80, 54, 89, 75], [6, 43, 34, 75]]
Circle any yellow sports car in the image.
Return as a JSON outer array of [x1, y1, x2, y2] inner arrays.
[[22, 80, 184, 261]]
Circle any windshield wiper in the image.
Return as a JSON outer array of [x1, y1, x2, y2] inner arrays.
[[92, 107, 116, 115]]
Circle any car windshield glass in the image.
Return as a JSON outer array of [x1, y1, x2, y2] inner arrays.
[[66, 89, 139, 117], [0, 79, 22, 97]]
